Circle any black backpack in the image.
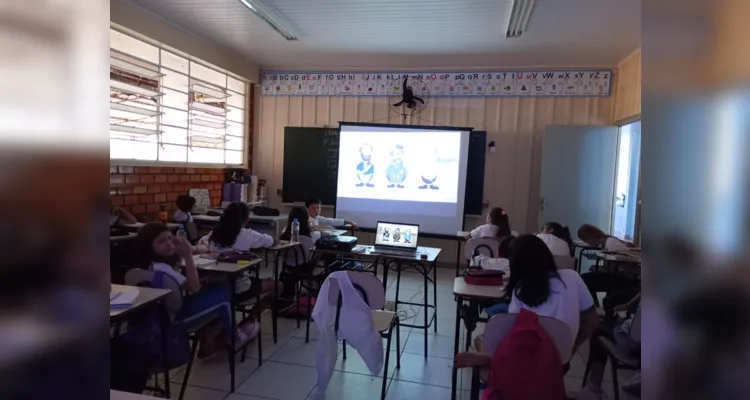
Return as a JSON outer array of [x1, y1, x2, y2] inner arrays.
[[252, 206, 280, 216]]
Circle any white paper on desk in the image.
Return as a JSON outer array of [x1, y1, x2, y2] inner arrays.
[[110, 290, 138, 308], [192, 255, 218, 268]]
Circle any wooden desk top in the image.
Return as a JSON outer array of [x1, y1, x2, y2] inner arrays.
[[596, 251, 642, 264], [453, 277, 506, 300], [573, 240, 600, 249], [201, 258, 263, 274], [266, 240, 301, 251], [122, 222, 181, 230], [110, 284, 171, 320], [110, 232, 137, 242], [110, 390, 162, 399], [317, 245, 441, 262]]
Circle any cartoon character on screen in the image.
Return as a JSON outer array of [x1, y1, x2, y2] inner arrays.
[[419, 146, 440, 190], [393, 228, 401, 243], [404, 229, 413, 244], [386, 144, 407, 188], [382, 227, 390, 241], [355, 144, 375, 187]]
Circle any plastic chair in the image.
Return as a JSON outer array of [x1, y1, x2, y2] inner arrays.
[[461, 237, 501, 275], [554, 255, 576, 270], [467, 312, 575, 400], [327, 272, 400, 400], [283, 235, 326, 342], [582, 308, 641, 400], [125, 269, 235, 400]]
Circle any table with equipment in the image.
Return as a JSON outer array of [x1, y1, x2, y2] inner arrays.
[[314, 244, 442, 357], [193, 213, 288, 238]]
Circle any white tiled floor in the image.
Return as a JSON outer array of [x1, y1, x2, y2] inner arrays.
[[159, 266, 638, 400]]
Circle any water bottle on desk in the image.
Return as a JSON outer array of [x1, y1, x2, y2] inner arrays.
[[291, 218, 300, 243], [176, 226, 188, 241]]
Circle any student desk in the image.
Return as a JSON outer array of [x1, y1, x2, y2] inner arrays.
[[193, 213, 289, 237], [121, 222, 181, 232], [110, 232, 137, 242], [188, 256, 266, 381], [451, 277, 506, 400], [314, 244, 442, 357], [573, 240, 601, 273], [260, 241, 302, 343], [110, 284, 172, 398]]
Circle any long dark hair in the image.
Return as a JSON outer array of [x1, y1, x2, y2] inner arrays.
[[497, 235, 515, 258], [546, 221, 573, 255], [489, 207, 511, 238], [208, 202, 250, 247], [577, 224, 610, 247], [133, 222, 179, 270], [280, 206, 312, 240], [503, 235, 562, 307]]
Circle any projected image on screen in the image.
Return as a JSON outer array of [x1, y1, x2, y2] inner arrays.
[[335, 124, 471, 236], [337, 130, 460, 203]]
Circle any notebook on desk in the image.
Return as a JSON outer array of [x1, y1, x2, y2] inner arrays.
[[373, 221, 419, 255], [110, 289, 139, 309]]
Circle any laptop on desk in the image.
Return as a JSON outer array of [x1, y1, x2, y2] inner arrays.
[[373, 221, 419, 256]]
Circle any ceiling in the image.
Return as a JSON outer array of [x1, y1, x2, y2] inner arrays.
[[123, 0, 640, 70]]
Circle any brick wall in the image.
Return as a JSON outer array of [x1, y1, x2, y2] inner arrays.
[[109, 166, 225, 221]]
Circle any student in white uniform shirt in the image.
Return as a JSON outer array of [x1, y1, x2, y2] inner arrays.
[[505, 235, 599, 353], [536, 222, 574, 256], [464, 207, 519, 240], [201, 202, 275, 252], [305, 197, 359, 231], [577, 224, 640, 307], [173, 194, 195, 223], [134, 222, 276, 358]]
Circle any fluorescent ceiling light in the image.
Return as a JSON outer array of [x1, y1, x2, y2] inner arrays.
[[506, 0, 535, 38], [238, 0, 300, 41]]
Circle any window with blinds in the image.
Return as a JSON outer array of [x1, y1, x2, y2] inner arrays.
[[109, 29, 247, 166]]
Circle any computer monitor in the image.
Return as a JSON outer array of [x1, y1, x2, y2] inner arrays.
[[375, 221, 419, 250]]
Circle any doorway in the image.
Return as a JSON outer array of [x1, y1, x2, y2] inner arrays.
[[611, 120, 641, 241]]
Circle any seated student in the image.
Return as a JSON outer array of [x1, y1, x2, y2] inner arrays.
[[277, 207, 323, 300], [578, 223, 631, 251], [537, 221, 574, 256], [201, 202, 275, 252], [464, 206, 519, 240], [134, 222, 265, 358], [472, 235, 515, 275], [577, 224, 640, 305], [472, 236, 516, 317], [110, 204, 137, 227], [578, 299, 641, 400], [454, 235, 599, 376], [305, 197, 359, 230], [173, 194, 196, 223]]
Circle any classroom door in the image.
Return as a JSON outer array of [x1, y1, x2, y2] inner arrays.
[[539, 125, 619, 235]]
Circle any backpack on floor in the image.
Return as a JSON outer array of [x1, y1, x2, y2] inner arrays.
[[485, 309, 566, 400]]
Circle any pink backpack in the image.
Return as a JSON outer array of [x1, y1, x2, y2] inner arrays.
[[485, 308, 566, 400]]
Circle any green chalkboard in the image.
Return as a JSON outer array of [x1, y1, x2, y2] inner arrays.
[[282, 127, 339, 205]]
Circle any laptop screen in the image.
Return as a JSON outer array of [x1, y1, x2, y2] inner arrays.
[[375, 222, 419, 249]]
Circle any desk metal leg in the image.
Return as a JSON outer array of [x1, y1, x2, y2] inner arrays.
[[381, 259, 390, 292], [159, 301, 171, 399], [272, 251, 280, 344], [228, 275, 237, 393], [423, 262, 428, 358], [456, 240, 462, 277], [433, 261, 438, 333], [451, 297, 463, 400]]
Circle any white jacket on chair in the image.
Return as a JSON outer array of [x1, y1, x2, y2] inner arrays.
[[312, 271, 384, 394]]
